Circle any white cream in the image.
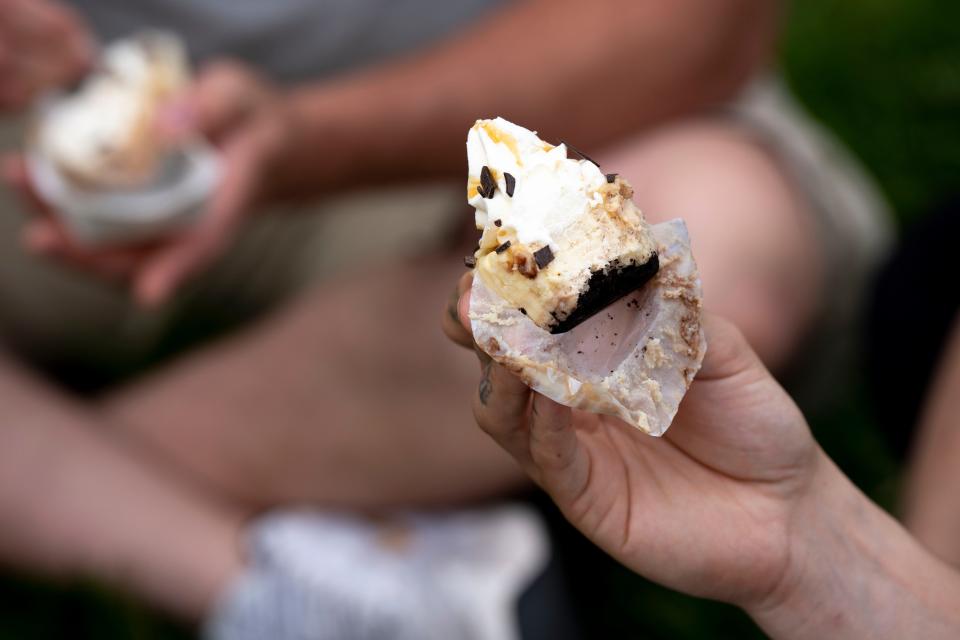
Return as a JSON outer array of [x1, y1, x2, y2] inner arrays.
[[466, 117, 606, 247], [40, 82, 145, 174], [38, 32, 187, 186]]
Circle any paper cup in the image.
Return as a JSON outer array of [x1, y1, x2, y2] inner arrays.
[[27, 141, 221, 247]]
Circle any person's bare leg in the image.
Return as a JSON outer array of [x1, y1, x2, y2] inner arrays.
[[0, 352, 245, 620], [100, 253, 526, 509], [600, 119, 822, 371], [902, 315, 960, 568], [99, 119, 821, 510]]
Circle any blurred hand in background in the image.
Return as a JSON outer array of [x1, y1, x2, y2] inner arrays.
[[0, 0, 94, 111], [2, 60, 295, 306], [3, 0, 783, 309]]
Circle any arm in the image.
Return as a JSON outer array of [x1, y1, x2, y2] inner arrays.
[[0, 352, 242, 620], [271, 0, 778, 195], [6, 0, 777, 303], [901, 314, 960, 566], [752, 455, 960, 639]]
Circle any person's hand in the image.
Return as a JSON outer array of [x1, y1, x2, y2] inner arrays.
[[2, 60, 294, 306], [0, 0, 94, 111], [443, 274, 824, 610]]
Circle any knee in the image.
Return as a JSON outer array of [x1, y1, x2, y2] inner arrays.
[[599, 121, 807, 235], [599, 121, 823, 369]]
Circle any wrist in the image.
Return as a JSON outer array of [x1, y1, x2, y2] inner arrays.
[[744, 449, 849, 633], [747, 450, 960, 640]]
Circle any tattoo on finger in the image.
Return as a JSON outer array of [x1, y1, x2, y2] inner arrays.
[[479, 360, 493, 406]]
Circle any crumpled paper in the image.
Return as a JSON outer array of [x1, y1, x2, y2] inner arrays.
[[471, 219, 705, 436]]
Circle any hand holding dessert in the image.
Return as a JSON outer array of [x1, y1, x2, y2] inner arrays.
[[123, 59, 293, 305], [450, 274, 815, 604], [4, 53, 293, 305], [450, 118, 960, 638], [0, 0, 94, 111], [448, 280, 960, 639]]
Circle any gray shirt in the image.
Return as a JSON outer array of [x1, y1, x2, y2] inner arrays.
[[69, 0, 504, 83]]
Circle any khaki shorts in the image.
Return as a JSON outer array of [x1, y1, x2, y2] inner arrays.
[[0, 120, 464, 378], [0, 76, 892, 399], [727, 76, 893, 407]]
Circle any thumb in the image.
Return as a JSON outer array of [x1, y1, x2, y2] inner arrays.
[[696, 313, 768, 382], [132, 120, 266, 306], [159, 60, 270, 145], [133, 229, 220, 307]]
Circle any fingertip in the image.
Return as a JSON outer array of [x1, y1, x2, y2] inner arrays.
[[134, 271, 170, 308], [697, 313, 762, 381], [458, 289, 472, 333]]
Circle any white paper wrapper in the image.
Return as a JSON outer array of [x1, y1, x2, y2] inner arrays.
[[471, 219, 705, 436], [26, 141, 220, 247]]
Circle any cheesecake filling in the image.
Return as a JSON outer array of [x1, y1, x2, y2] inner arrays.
[[38, 32, 188, 189], [466, 117, 658, 333]]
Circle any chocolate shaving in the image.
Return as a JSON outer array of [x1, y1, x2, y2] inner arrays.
[[494, 219, 502, 227], [504, 172, 516, 197], [560, 140, 600, 168], [480, 165, 497, 199], [533, 245, 555, 269], [495, 240, 511, 254], [463, 255, 477, 268], [605, 173, 618, 183]]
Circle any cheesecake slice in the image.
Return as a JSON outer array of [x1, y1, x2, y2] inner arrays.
[[36, 31, 189, 189], [466, 117, 659, 333]]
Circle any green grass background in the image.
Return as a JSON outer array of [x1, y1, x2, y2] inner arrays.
[[2, 0, 958, 637]]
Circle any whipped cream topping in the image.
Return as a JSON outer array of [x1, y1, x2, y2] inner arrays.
[[467, 117, 607, 247], [38, 32, 187, 184]]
